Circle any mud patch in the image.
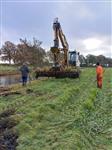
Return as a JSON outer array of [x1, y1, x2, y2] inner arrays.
[[26, 89, 34, 94], [26, 89, 43, 96], [0, 109, 19, 150], [0, 109, 15, 118]]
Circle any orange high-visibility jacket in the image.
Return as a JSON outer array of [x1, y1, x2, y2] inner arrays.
[[96, 65, 103, 78]]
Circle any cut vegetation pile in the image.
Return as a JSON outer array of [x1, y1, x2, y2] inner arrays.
[[0, 68, 112, 150]]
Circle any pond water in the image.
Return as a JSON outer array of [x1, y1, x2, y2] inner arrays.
[[0, 75, 22, 86]]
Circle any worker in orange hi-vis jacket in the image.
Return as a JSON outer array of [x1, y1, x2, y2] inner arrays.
[[96, 62, 104, 89]]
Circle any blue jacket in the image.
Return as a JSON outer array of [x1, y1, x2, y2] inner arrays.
[[20, 65, 29, 77]]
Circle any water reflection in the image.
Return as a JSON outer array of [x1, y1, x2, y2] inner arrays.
[[0, 75, 21, 86]]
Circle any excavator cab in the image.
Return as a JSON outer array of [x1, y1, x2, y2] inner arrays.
[[69, 51, 80, 66]]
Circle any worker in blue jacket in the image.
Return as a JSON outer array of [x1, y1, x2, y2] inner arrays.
[[20, 63, 29, 86]]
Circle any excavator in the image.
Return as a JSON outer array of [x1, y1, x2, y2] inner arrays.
[[36, 18, 80, 78]]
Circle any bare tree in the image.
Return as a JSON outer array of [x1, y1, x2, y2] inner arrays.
[[1, 41, 16, 64], [16, 38, 46, 66]]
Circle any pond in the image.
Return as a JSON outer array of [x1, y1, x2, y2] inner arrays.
[[0, 75, 22, 86]]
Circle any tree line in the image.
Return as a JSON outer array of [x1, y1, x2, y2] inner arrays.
[[79, 54, 112, 67], [0, 38, 112, 67]]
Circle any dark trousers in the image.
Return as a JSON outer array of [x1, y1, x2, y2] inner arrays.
[[22, 76, 28, 86]]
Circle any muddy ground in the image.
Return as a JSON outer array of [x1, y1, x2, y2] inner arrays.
[[0, 109, 19, 150]]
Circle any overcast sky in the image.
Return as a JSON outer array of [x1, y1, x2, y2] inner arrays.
[[0, 0, 112, 57]]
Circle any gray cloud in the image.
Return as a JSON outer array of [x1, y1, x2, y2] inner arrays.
[[0, 1, 111, 57]]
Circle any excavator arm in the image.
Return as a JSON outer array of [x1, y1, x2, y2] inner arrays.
[[51, 18, 69, 67]]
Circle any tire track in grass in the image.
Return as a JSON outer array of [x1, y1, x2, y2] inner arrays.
[[27, 69, 98, 149], [77, 68, 112, 149], [90, 68, 112, 149], [45, 69, 98, 149]]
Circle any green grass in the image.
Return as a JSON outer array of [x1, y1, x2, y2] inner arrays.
[[0, 68, 112, 150]]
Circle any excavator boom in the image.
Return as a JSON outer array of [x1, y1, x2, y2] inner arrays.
[[51, 18, 69, 66]]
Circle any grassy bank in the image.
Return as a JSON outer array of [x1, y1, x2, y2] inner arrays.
[[0, 68, 112, 150], [0, 64, 35, 76], [0, 64, 19, 75]]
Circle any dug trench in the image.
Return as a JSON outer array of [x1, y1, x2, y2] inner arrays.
[[0, 108, 19, 150]]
